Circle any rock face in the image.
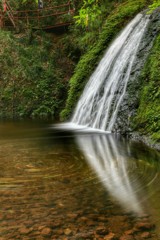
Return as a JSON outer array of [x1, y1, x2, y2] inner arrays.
[[113, 8, 160, 134]]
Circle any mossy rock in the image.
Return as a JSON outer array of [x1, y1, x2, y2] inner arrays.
[[133, 34, 160, 142]]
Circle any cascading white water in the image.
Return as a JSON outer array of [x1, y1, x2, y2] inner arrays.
[[71, 14, 150, 131]]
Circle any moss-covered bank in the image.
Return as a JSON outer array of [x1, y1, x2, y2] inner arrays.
[[60, 0, 151, 120], [133, 34, 160, 143]]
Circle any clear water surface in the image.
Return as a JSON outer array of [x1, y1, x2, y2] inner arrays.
[[0, 120, 160, 240]]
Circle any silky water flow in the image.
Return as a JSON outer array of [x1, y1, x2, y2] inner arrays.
[[71, 13, 150, 131]]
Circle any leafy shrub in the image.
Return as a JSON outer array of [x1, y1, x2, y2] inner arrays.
[[0, 30, 74, 119]]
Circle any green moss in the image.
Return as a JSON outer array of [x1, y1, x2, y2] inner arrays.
[[148, 0, 160, 13], [60, 0, 150, 120], [133, 34, 160, 142]]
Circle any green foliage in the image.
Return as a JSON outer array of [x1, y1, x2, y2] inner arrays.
[[60, 0, 149, 120], [63, 1, 123, 58], [74, 0, 102, 29], [22, 0, 38, 3], [133, 34, 160, 142], [0, 30, 74, 119], [148, 0, 160, 13], [73, 0, 123, 31]]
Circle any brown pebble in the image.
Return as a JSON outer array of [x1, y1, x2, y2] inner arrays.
[[75, 232, 94, 238], [19, 227, 32, 234], [87, 220, 96, 226], [79, 216, 88, 222], [96, 226, 109, 235], [135, 222, 155, 231], [55, 229, 63, 235], [98, 216, 108, 222], [64, 228, 72, 236], [104, 232, 116, 239], [38, 226, 44, 231], [67, 213, 78, 219], [120, 235, 134, 240], [41, 227, 52, 236], [124, 229, 135, 235], [52, 221, 61, 228], [141, 232, 151, 239]]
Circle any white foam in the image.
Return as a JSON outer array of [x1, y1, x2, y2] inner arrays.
[[51, 122, 110, 134]]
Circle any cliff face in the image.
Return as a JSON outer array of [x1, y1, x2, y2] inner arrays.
[[131, 13, 160, 147], [113, 8, 160, 143]]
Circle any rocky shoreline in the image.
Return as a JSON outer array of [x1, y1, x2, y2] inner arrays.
[[129, 132, 160, 152]]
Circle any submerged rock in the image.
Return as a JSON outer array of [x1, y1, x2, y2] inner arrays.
[[41, 227, 52, 236], [104, 232, 117, 240], [140, 232, 152, 239], [134, 222, 155, 231]]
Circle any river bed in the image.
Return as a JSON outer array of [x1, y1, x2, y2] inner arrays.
[[0, 120, 160, 240]]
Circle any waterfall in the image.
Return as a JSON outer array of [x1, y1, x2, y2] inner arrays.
[[71, 14, 150, 131]]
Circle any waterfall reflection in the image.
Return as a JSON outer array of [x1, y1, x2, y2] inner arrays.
[[76, 134, 143, 215]]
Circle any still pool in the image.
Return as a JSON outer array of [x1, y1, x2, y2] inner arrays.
[[0, 120, 160, 239]]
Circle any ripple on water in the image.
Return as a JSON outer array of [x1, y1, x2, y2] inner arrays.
[[0, 123, 159, 239]]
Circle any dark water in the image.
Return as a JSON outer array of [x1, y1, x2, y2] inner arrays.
[[0, 121, 160, 240]]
